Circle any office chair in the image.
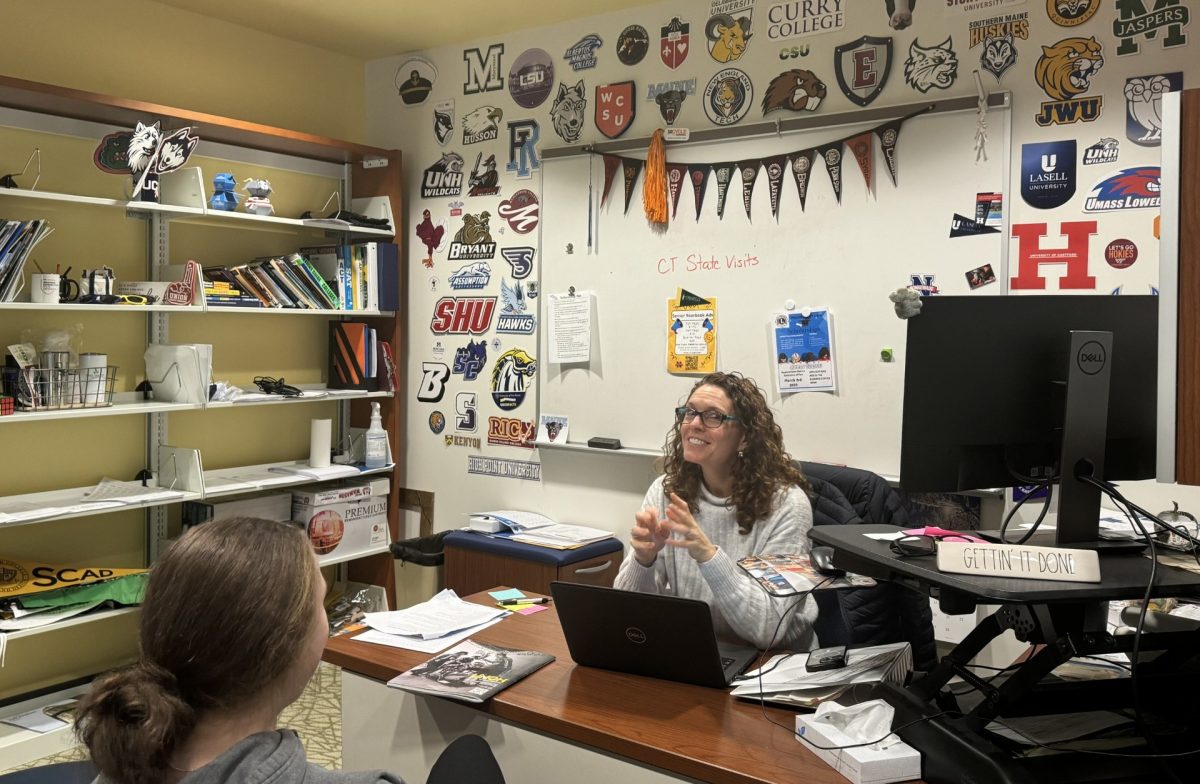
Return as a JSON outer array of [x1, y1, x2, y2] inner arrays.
[[426, 734, 505, 784], [0, 761, 98, 784]]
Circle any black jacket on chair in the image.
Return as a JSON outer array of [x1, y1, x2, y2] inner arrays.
[[799, 462, 938, 672]]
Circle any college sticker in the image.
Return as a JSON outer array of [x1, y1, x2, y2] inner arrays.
[[497, 279, 535, 334], [763, 0, 844, 41], [834, 36, 892, 107], [491, 348, 537, 410], [1020, 140, 1076, 210], [549, 80, 587, 143], [1105, 239, 1139, 269], [429, 297, 496, 335], [704, 69, 753, 125], [564, 34, 603, 71], [506, 119, 541, 179], [1034, 37, 1104, 126], [706, 3, 755, 62], [660, 17, 691, 69], [452, 339, 488, 381], [433, 100, 454, 145], [1125, 72, 1183, 146], [487, 416, 536, 448], [1083, 167, 1161, 212], [904, 37, 958, 93], [648, 79, 696, 126], [508, 48, 554, 108], [463, 44, 504, 95]]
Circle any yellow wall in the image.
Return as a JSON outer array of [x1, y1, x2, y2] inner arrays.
[[0, 0, 366, 142]]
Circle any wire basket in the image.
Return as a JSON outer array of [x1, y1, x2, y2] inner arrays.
[[18, 365, 119, 410]]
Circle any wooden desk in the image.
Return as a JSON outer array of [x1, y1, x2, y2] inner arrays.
[[325, 590, 914, 784]]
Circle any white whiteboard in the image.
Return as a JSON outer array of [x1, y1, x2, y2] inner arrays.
[[535, 102, 1010, 477]]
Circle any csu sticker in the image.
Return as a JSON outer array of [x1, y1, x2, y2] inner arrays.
[[1083, 167, 1161, 212], [1020, 141, 1076, 210], [491, 348, 537, 411]]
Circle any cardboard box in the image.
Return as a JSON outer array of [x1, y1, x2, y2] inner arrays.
[[795, 712, 921, 784], [292, 493, 390, 560], [291, 477, 390, 507], [182, 492, 292, 529]]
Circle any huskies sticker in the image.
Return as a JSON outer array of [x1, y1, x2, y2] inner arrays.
[[1113, 0, 1190, 56], [761, 70, 826, 114], [564, 34, 603, 71], [1084, 137, 1120, 165], [1083, 167, 1162, 212], [498, 191, 539, 235], [506, 120, 540, 179], [508, 48, 554, 108], [549, 81, 587, 143], [430, 297, 497, 335], [463, 44, 504, 95], [452, 339, 488, 381], [1126, 73, 1183, 146], [447, 262, 491, 290], [417, 362, 450, 402], [462, 106, 502, 145], [904, 38, 958, 93], [497, 279, 535, 334], [706, 3, 754, 62], [1048, 0, 1100, 27], [834, 36, 892, 107], [396, 57, 437, 106], [661, 17, 691, 69], [1021, 141, 1077, 209], [969, 11, 1029, 82], [491, 348, 537, 410], [616, 24, 650, 65], [1034, 37, 1104, 126], [704, 69, 753, 125], [500, 247, 535, 279], [421, 153, 464, 198], [596, 82, 636, 139], [447, 212, 497, 261]]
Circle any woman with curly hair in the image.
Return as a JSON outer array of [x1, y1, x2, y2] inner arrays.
[[614, 372, 818, 651]]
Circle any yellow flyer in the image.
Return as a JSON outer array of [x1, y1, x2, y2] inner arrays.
[[666, 289, 717, 375], [0, 558, 146, 597]]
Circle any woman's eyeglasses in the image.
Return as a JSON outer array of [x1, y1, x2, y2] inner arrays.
[[675, 406, 740, 429], [889, 533, 977, 557]]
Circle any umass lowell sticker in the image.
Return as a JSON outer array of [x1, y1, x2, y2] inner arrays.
[[1083, 167, 1161, 213]]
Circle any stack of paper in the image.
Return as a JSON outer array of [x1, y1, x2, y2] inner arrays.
[[354, 590, 508, 653], [731, 642, 912, 709], [466, 510, 614, 549]]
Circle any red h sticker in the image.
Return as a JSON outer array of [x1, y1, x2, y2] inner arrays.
[[1010, 221, 1097, 290]]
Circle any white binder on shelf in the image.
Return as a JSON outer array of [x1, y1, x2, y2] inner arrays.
[[144, 344, 212, 404]]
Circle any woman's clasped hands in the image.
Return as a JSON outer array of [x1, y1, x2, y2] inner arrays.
[[631, 492, 717, 567]]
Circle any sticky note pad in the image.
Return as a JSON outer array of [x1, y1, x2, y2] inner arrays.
[[490, 588, 526, 601], [515, 604, 549, 615]]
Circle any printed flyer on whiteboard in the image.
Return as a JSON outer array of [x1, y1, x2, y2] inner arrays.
[[666, 289, 717, 375], [773, 310, 837, 393]]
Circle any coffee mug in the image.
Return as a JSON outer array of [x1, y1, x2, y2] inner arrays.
[[59, 277, 80, 302], [31, 273, 60, 304]]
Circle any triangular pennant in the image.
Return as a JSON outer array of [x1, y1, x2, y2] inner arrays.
[[816, 141, 844, 204], [600, 154, 621, 207], [737, 159, 760, 222], [688, 164, 711, 221], [846, 132, 874, 193], [874, 119, 903, 187], [621, 157, 644, 215], [789, 149, 817, 212], [762, 155, 788, 220], [949, 213, 1001, 237], [678, 288, 711, 307], [712, 162, 737, 220], [666, 163, 688, 219]]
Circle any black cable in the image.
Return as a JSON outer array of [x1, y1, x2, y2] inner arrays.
[[999, 482, 1055, 545]]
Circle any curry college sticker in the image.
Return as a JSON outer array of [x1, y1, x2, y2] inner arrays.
[[834, 36, 892, 107], [1020, 140, 1077, 210], [1034, 37, 1104, 126], [491, 348, 537, 410], [704, 69, 753, 125]]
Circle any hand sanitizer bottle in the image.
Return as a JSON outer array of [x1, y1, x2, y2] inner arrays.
[[364, 402, 389, 469]]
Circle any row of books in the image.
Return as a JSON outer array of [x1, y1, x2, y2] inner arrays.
[[330, 320, 397, 392], [0, 218, 54, 302]]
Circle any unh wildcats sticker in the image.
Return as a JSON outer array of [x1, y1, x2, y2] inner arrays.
[[421, 153, 464, 198], [1083, 137, 1120, 165]]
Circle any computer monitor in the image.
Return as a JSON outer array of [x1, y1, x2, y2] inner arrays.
[[899, 295, 1158, 547]]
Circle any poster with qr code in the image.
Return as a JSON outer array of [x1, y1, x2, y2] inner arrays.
[[666, 289, 717, 375], [772, 309, 836, 393]]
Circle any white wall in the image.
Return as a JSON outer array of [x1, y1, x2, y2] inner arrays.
[[366, 1, 1200, 542]]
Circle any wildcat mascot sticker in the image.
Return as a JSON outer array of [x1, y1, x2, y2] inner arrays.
[[903, 37, 958, 93], [1034, 37, 1104, 126]]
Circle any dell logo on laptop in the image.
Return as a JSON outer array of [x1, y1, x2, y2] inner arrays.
[[1076, 341, 1107, 375], [625, 627, 647, 644]]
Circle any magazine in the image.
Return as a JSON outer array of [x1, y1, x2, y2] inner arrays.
[[737, 554, 877, 596], [386, 639, 554, 703]]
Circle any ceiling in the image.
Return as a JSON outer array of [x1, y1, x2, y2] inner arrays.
[[147, 0, 657, 60]]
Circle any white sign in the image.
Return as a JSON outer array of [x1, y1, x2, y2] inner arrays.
[[936, 541, 1100, 584]]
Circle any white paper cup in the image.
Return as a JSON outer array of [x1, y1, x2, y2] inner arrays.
[[310, 419, 332, 468], [31, 273, 61, 303]]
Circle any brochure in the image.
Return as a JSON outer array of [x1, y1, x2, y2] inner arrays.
[[386, 639, 554, 703], [737, 554, 876, 596]]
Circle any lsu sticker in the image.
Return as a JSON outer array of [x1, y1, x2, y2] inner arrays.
[[596, 81, 636, 139], [433, 100, 454, 145], [1034, 37, 1104, 126], [1010, 221, 1098, 290], [452, 339, 488, 381], [506, 120, 541, 179], [1047, 0, 1100, 27], [834, 36, 892, 107], [421, 152, 464, 198], [466, 455, 541, 482], [764, 1, 845, 41], [1113, 0, 1190, 56], [908, 274, 939, 296], [498, 190, 540, 235], [487, 416, 536, 448], [1125, 73, 1183, 146], [417, 362, 450, 402], [454, 391, 478, 433], [706, 3, 754, 62], [660, 17, 691, 70], [466, 153, 500, 198], [1083, 167, 1162, 212], [447, 212, 497, 261], [969, 11, 1029, 82], [904, 37, 958, 93], [429, 411, 446, 434], [396, 56, 437, 106], [704, 69, 753, 125], [1082, 137, 1120, 165], [761, 69, 826, 114], [447, 262, 491, 290], [1020, 140, 1077, 210], [500, 247, 536, 279], [463, 44, 504, 95], [497, 279, 535, 335], [491, 348, 537, 411], [565, 34, 603, 71], [508, 48, 554, 109], [550, 80, 587, 143], [430, 297, 496, 335], [1105, 239, 1139, 269], [616, 24, 650, 65], [462, 106, 502, 145]]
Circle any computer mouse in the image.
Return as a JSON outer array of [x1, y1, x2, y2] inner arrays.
[[810, 546, 845, 576]]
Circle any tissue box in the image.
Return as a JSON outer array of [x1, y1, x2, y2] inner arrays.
[[293, 493, 390, 560], [796, 713, 921, 784]]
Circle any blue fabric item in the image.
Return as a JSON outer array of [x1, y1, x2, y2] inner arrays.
[[445, 530, 621, 566]]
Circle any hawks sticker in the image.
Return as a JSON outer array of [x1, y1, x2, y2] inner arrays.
[[506, 120, 541, 179], [704, 69, 753, 125], [452, 339, 488, 381], [1125, 73, 1183, 146], [447, 262, 491, 290], [463, 44, 504, 95], [706, 3, 754, 63], [549, 81, 587, 143], [904, 38, 958, 93], [1083, 167, 1162, 212], [498, 190, 540, 234], [421, 153, 464, 198], [1083, 137, 1120, 165], [487, 416, 536, 448], [565, 34, 603, 71], [447, 212, 497, 261], [429, 297, 496, 335], [497, 279, 535, 335], [1047, 0, 1100, 27], [761, 69, 826, 114], [500, 247, 536, 279], [969, 11, 1029, 82], [1113, 0, 1190, 56], [660, 17, 691, 69], [834, 36, 892, 107], [596, 81, 636, 139], [491, 348, 537, 411], [1034, 37, 1104, 126], [462, 106, 502, 145], [616, 24, 650, 65], [508, 48, 554, 109]]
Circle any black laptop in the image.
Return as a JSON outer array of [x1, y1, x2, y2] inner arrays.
[[549, 581, 759, 688]]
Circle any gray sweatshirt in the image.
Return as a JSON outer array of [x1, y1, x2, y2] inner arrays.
[[614, 476, 818, 651]]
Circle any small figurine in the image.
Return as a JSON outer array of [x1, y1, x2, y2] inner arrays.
[[242, 177, 274, 216], [209, 172, 239, 211]]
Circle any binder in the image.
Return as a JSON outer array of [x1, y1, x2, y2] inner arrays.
[[369, 242, 400, 312], [329, 322, 375, 390]]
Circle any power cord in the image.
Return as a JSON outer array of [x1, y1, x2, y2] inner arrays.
[[254, 375, 302, 397]]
